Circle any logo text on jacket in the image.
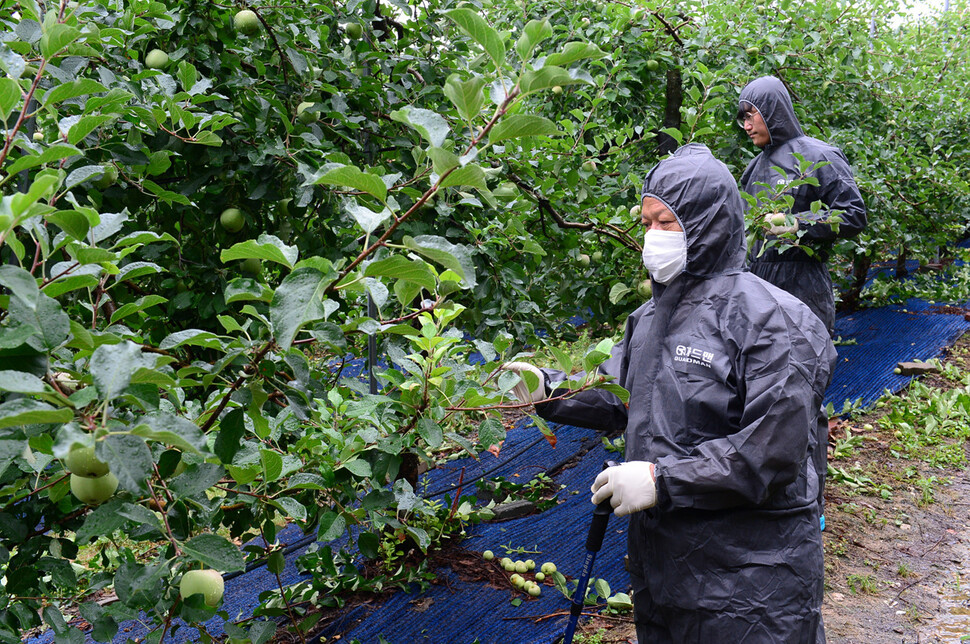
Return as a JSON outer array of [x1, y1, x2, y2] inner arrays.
[[675, 345, 714, 369]]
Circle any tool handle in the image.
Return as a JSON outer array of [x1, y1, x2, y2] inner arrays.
[[585, 460, 618, 551]]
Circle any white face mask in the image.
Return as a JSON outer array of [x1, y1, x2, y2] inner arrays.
[[641, 229, 687, 284]]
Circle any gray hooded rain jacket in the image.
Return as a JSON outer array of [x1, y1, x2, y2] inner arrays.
[[739, 76, 867, 335], [535, 144, 836, 643]]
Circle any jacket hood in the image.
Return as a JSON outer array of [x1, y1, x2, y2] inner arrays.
[[738, 76, 803, 145], [640, 144, 747, 278]]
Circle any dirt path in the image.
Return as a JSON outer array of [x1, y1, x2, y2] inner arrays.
[[578, 336, 970, 644]]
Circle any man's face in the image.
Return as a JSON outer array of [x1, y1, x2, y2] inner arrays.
[[640, 197, 683, 232], [739, 106, 770, 148]]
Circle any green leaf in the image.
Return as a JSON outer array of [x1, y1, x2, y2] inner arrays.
[[270, 267, 337, 351], [225, 278, 274, 304], [45, 209, 91, 240], [75, 499, 127, 544], [338, 458, 372, 478], [446, 9, 506, 69], [478, 417, 506, 448], [0, 265, 39, 309], [109, 295, 167, 324], [416, 418, 443, 449], [260, 448, 283, 482], [489, 115, 561, 143], [159, 329, 225, 351], [364, 256, 436, 292], [439, 164, 487, 190], [221, 234, 298, 268], [68, 115, 115, 145], [142, 179, 192, 205], [40, 23, 80, 58], [5, 144, 82, 175], [520, 66, 591, 94], [0, 399, 72, 429], [101, 434, 152, 494], [427, 146, 460, 175], [89, 341, 152, 401], [313, 164, 387, 202], [8, 293, 69, 350], [113, 261, 165, 284], [42, 79, 107, 106], [131, 412, 206, 454], [112, 231, 177, 249], [269, 496, 306, 522], [443, 74, 487, 122], [403, 235, 477, 287], [0, 370, 47, 394], [318, 511, 346, 541], [182, 533, 246, 573], [660, 127, 684, 146], [515, 19, 553, 61], [0, 78, 21, 122], [343, 202, 392, 235], [389, 106, 450, 148], [543, 41, 608, 67]]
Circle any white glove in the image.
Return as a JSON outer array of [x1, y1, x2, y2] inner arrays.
[[766, 212, 798, 235], [500, 361, 545, 404], [591, 461, 657, 516]]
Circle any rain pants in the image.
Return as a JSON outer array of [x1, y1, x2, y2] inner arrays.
[[535, 144, 837, 643], [739, 76, 867, 335]]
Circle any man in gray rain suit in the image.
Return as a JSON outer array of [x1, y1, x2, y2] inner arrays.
[[503, 144, 836, 642], [737, 75, 867, 336], [738, 76, 867, 532]]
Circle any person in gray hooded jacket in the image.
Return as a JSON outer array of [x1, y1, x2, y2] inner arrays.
[[503, 144, 836, 642], [737, 75, 867, 336]]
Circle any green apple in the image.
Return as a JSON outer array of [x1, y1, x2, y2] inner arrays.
[[582, 159, 597, 172], [534, 572, 545, 582], [345, 23, 363, 39], [552, 85, 563, 94], [70, 473, 118, 505], [540, 562, 556, 575], [94, 164, 119, 190], [234, 9, 260, 35], [483, 550, 495, 561], [746, 46, 759, 55], [630, 204, 641, 217], [646, 59, 660, 71], [65, 446, 110, 478], [145, 49, 169, 69], [296, 101, 317, 125], [510, 573, 525, 588], [770, 214, 787, 226], [241, 258, 262, 276], [578, 253, 591, 268], [220, 207, 245, 233], [32, 131, 43, 141], [514, 560, 528, 573], [180, 569, 225, 607], [637, 279, 653, 299], [592, 251, 603, 263], [528, 584, 541, 597]]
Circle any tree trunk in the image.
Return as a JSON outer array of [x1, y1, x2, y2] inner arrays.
[[655, 68, 682, 155]]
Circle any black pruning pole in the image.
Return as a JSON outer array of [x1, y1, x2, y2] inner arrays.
[[556, 460, 619, 644]]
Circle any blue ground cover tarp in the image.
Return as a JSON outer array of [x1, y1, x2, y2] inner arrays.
[[26, 289, 970, 644]]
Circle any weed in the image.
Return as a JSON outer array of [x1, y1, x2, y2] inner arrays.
[[575, 630, 609, 644], [846, 573, 879, 595], [832, 428, 864, 460], [897, 563, 914, 578], [915, 475, 940, 507]]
